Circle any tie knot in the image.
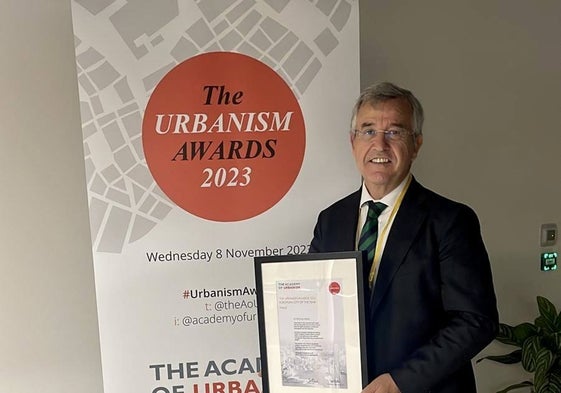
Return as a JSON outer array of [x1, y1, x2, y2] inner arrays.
[[367, 201, 387, 219]]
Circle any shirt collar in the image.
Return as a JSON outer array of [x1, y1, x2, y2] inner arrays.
[[359, 174, 411, 210]]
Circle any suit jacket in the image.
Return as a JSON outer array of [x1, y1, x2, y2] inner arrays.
[[309, 177, 498, 393]]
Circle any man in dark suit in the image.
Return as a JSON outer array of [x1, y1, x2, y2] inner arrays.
[[309, 82, 498, 393]]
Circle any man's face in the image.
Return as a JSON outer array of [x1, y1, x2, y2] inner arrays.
[[351, 98, 423, 199]]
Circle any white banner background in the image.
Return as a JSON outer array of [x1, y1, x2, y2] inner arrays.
[[71, 1, 359, 392]]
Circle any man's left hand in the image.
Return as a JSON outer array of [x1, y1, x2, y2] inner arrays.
[[361, 373, 400, 393]]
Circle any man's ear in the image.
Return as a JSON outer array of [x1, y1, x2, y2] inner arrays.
[[412, 134, 423, 159]]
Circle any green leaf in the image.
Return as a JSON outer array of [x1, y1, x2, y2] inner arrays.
[[537, 316, 557, 335], [538, 297, 558, 334], [550, 373, 561, 392], [554, 333, 561, 352], [533, 348, 555, 390], [514, 323, 540, 344], [496, 380, 533, 393], [497, 323, 522, 346], [523, 336, 543, 372], [538, 296, 558, 319], [535, 372, 561, 393], [478, 349, 522, 365], [542, 333, 561, 353], [496, 322, 539, 346], [536, 348, 555, 371]]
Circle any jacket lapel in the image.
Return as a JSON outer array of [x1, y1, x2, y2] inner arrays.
[[370, 179, 428, 314]]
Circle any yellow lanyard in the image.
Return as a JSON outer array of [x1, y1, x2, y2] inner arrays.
[[368, 175, 412, 288]]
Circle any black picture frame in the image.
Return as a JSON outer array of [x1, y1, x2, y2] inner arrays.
[[254, 251, 368, 393]]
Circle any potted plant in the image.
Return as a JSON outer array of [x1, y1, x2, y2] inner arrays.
[[477, 296, 561, 392]]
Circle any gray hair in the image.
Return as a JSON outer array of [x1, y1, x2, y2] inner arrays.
[[350, 82, 424, 135]]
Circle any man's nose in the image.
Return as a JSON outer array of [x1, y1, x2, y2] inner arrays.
[[370, 131, 389, 149]]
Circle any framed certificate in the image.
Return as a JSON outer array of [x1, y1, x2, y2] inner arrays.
[[254, 251, 368, 393]]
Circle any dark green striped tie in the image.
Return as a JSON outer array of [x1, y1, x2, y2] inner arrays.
[[358, 201, 387, 265]]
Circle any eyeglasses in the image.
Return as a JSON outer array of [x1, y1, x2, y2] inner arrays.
[[352, 128, 415, 142]]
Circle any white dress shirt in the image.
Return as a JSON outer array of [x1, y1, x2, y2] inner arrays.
[[357, 174, 411, 284]]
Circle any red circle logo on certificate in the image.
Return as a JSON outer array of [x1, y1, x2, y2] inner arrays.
[[142, 52, 306, 222], [329, 281, 341, 295]]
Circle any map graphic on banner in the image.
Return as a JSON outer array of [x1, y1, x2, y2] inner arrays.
[[70, 1, 359, 392]]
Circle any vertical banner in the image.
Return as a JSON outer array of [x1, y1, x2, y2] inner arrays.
[[70, 1, 359, 392]]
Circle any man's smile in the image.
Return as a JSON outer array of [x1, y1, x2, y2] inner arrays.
[[368, 157, 391, 164]]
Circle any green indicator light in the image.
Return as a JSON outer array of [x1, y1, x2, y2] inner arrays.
[[541, 252, 558, 271]]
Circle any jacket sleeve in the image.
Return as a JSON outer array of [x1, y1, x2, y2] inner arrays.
[[391, 311, 498, 392]]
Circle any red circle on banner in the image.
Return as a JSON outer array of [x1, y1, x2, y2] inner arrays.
[[329, 282, 341, 295], [142, 52, 305, 222]]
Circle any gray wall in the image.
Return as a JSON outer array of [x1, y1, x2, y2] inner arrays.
[[0, 1, 103, 393], [2, 1, 560, 392], [360, 1, 561, 391]]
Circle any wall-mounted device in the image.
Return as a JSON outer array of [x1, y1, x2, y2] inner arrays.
[[540, 223, 557, 247]]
